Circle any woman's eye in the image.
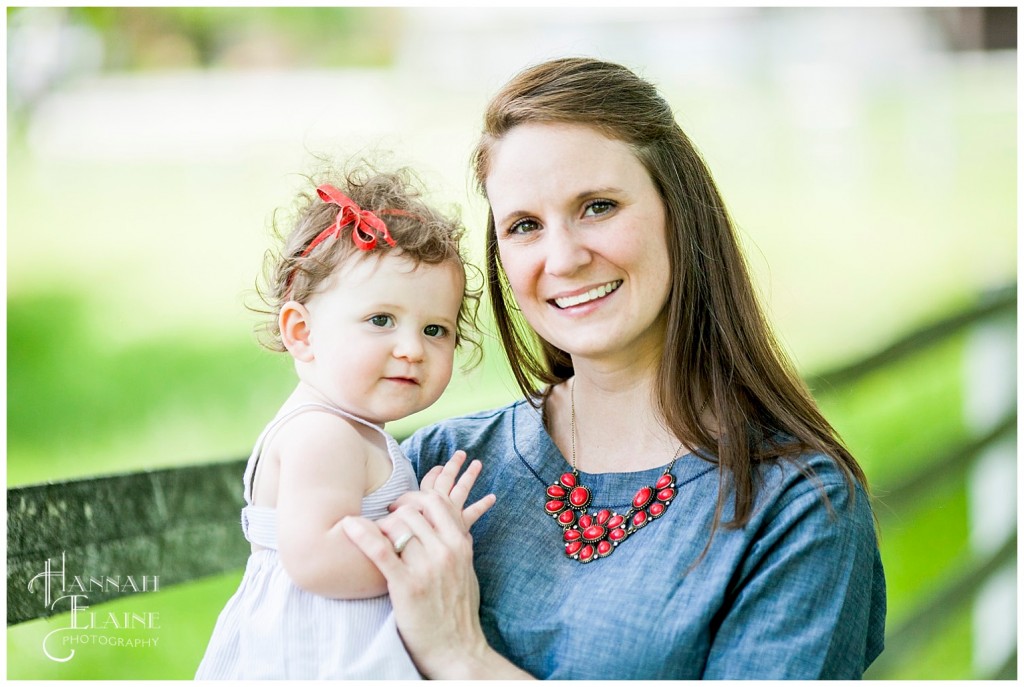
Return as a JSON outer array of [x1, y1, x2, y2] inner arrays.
[[583, 200, 616, 218], [423, 324, 448, 338], [507, 218, 540, 235], [369, 314, 394, 328]]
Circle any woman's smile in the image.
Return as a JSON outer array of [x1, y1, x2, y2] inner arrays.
[[550, 279, 623, 310]]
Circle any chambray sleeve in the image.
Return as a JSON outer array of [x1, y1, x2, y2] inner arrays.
[[702, 477, 886, 679]]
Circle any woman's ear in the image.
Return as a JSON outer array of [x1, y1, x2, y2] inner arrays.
[[280, 301, 314, 362]]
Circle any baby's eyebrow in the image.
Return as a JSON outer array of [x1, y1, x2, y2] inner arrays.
[[431, 315, 458, 328]]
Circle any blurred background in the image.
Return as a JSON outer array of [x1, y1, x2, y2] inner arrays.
[[6, 6, 1016, 679]]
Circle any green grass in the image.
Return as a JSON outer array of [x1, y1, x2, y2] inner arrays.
[[7, 570, 244, 680]]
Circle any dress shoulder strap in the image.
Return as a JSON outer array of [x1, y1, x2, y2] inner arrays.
[[242, 402, 389, 504]]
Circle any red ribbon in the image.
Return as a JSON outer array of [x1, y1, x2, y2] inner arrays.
[[303, 184, 397, 254]]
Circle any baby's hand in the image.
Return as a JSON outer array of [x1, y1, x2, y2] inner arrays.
[[417, 450, 496, 527]]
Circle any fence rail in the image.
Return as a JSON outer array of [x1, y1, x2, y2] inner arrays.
[[808, 283, 1015, 389], [7, 283, 1017, 678], [7, 460, 247, 625]]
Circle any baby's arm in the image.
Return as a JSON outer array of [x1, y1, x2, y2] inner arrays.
[[274, 413, 390, 599]]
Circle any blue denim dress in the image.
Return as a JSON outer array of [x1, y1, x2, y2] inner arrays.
[[403, 399, 886, 679]]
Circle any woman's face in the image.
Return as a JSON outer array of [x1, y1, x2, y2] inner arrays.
[[485, 122, 673, 369]]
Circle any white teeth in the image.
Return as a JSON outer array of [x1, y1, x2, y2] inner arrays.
[[554, 281, 622, 309]]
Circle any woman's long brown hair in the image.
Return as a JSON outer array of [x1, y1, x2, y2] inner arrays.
[[472, 57, 868, 535]]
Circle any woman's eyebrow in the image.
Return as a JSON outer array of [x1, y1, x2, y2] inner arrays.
[[494, 208, 529, 227], [495, 187, 627, 225], [575, 186, 624, 200]]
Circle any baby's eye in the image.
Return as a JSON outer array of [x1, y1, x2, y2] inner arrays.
[[369, 314, 395, 328], [423, 324, 448, 338], [583, 200, 616, 217], [507, 217, 540, 235]]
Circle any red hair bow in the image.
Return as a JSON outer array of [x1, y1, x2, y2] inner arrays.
[[302, 184, 398, 255]]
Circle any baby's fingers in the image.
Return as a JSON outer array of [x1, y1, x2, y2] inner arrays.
[[418, 465, 445, 493], [421, 450, 467, 495], [447, 458, 483, 510], [461, 493, 496, 528]]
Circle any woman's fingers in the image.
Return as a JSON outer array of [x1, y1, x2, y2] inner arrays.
[[350, 499, 463, 570], [341, 516, 407, 580], [397, 490, 485, 545], [389, 503, 448, 552]]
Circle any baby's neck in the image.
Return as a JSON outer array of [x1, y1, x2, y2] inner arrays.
[[282, 383, 384, 428]]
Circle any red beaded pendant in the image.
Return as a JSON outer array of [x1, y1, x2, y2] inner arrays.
[[632, 486, 654, 510], [543, 468, 678, 564], [568, 485, 592, 510], [545, 499, 566, 515]]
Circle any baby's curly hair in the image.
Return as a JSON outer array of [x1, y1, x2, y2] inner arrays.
[[255, 163, 481, 364]]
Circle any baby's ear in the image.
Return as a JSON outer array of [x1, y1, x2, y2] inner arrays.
[[279, 301, 314, 362]]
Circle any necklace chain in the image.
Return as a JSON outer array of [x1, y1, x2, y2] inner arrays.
[[569, 378, 683, 475]]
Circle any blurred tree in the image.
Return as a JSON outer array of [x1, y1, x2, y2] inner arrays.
[[8, 7, 401, 76], [7, 7, 404, 129]]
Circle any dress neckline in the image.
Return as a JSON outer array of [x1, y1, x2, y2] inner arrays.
[[510, 399, 712, 513]]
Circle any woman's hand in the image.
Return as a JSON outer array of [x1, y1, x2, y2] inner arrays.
[[341, 452, 528, 679]]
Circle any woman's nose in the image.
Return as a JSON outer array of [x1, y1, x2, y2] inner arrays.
[[543, 226, 591, 276]]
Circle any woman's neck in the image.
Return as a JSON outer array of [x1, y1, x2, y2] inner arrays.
[[547, 365, 687, 474]]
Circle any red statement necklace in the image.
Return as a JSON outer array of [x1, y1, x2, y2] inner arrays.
[[543, 381, 684, 564]]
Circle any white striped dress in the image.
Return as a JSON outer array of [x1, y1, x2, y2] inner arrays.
[[195, 402, 421, 680]]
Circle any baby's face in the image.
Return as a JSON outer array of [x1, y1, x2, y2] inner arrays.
[[301, 253, 464, 424]]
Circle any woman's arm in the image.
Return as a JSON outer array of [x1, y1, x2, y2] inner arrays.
[[342, 477, 531, 679], [702, 478, 886, 678]]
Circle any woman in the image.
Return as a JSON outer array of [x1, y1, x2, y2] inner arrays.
[[342, 57, 886, 679]]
